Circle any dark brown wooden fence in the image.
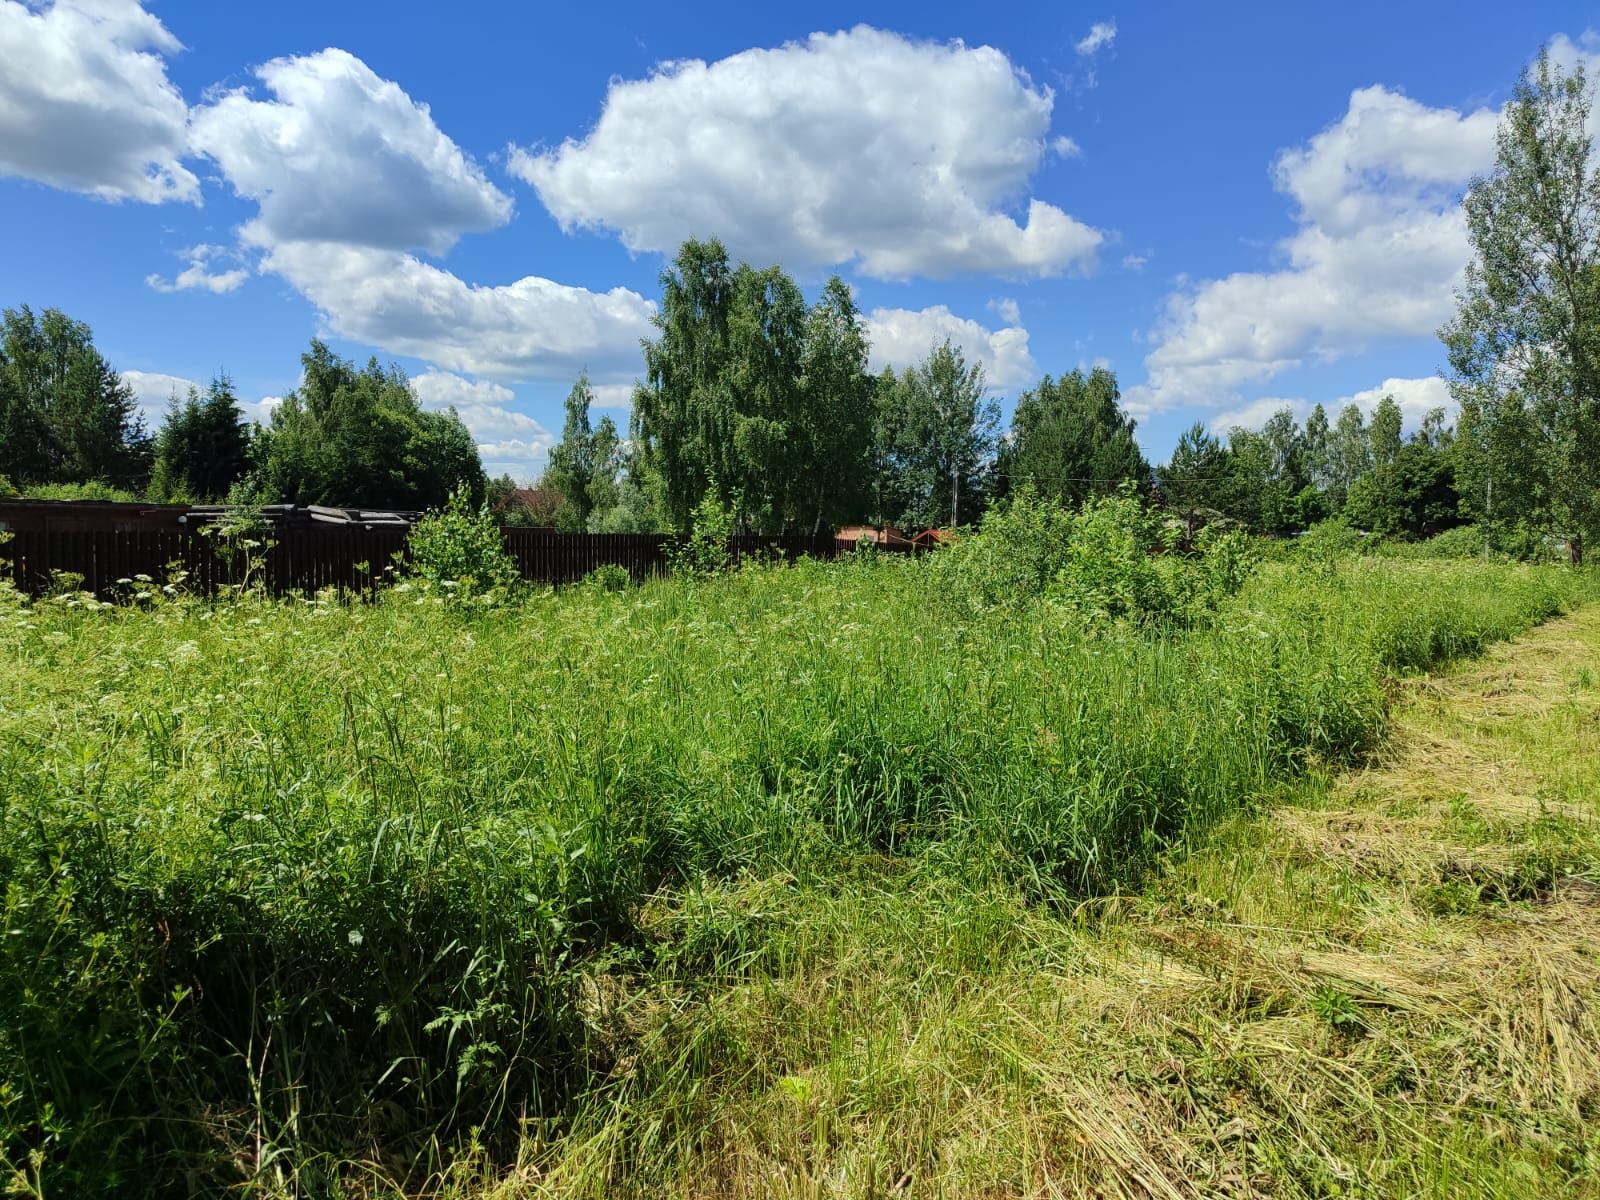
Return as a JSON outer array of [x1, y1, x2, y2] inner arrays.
[[0, 527, 412, 598], [0, 513, 852, 598]]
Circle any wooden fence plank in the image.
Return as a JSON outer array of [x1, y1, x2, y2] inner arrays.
[[1, 521, 856, 598]]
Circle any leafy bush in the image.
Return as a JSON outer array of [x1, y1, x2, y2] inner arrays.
[[928, 486, 1078, 608], [21, 480, 143, 502], [665, 486, 738, 575], [1050, 492, 1181, 624], [583, 562, 633, 592], [934, 488, 1256, 626], [407, 484, 520, 594], [1295, 516, 1365, 565], [1193, 523, 1260, 604], [1381, 523, 1490, 560]]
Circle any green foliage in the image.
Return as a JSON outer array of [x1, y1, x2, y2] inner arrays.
[[582, 563, 633, 593], [544, 373, 602, 531], [934, 488, 1256, 627], [634, 240, 871, 534], [1310, 985, 1367, 1036], [0, 305, 150, 489], [1193, 523, 1260, 603], [1379, 524, 1491, 560], [0, 549, 1588, 1194], [1047, 489, 1184, 624], [149, 376, 252, 502], [1443, 50, 1600, 563], [927, 486, 1078, 607], [254, 340, 484, 509], [1296, 515, 1366, 565], [796, 277, 875, 532], [589, 474, 658, 533], [407, 485, 520, 594], [1160, 423, 1229, 541], [665, 485, 738, 575], [544, 377, 655, 533], [1000, 366, 1148, 508], [1163, 398, 1469, 543], [17, 480, 143, 502], [1343, 429, 1462, 539], [875, 338, 999, 529]]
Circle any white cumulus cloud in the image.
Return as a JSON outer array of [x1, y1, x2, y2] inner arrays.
[[1336, 375, 1454, 427], [1075, 21, 1117, 55], [145, 243, 250, 294], [510, 26, 1102, 279], [987, 297, 1022, 325], [412, 369, 556, 481], [182, 47, 654, 387], [122, 369, 280, 426], [863, 305, 1037, 390], [0, 0, 197, 202], [189, 47, 513, 254], [122, 369, 198, 423], [263, 241, 656, 383], [1128, 84, 1506, 417], [1209, 376, 1454, 438]]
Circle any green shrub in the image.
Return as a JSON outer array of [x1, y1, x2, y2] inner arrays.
[[934, 488, 1257, 627], [665, 486, 738, 575], [1384, 524, 1490, 560], [407, 484, 520, 594], [1048, 490, 1180, 624], [929, 486, 1077, 609], [1296, 516, 1365, 564], [583, 562, 633, 592], [21, 480, 143, 503]]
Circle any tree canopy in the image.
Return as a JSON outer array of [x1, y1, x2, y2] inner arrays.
[[253, 341, 483, 510], [999, 366, 1147, 508], [149, 376, 252, 502], [631, 239, 876, 533], [0, 305, 149, 488], [1443, 49, 1600, 562], [875, 339, 999, 529]]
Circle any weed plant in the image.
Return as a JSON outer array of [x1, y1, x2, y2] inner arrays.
[[0, 538, 1591, 1195]]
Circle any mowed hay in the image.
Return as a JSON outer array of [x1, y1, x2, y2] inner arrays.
[[536, 607, 1600, 1200], [4, 559, 1598, 1198]]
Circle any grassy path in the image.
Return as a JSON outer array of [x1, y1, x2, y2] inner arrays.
[[498, 607, 1600, 1200]]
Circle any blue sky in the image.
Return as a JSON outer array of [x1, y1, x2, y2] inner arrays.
[[1, 1, 1594, 481]]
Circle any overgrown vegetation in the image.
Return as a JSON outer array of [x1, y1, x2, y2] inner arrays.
[[406, 485, 521, 594], [0, 517, 1591, 1194]]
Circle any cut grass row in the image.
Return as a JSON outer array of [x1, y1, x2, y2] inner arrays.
[[490, 603, 1600, 1199], [0, 554, 1592, 1195]]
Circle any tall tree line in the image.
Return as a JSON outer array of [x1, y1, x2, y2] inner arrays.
[[542, 237, 1150, 535], [1157, 396, 1462, 542], [0, 306, 149, 489], [0, 313, 485, 510], [1443, 48, 1600, 563], [11, 45, 1590, 545]]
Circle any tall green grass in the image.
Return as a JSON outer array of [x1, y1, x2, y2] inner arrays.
[[0, 553, 1589, 1194]]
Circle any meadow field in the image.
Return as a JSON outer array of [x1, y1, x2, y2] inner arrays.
[[2, 534, 1597, 1197]]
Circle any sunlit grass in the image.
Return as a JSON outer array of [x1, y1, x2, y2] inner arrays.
[[0, 554, 1592, 1196]]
